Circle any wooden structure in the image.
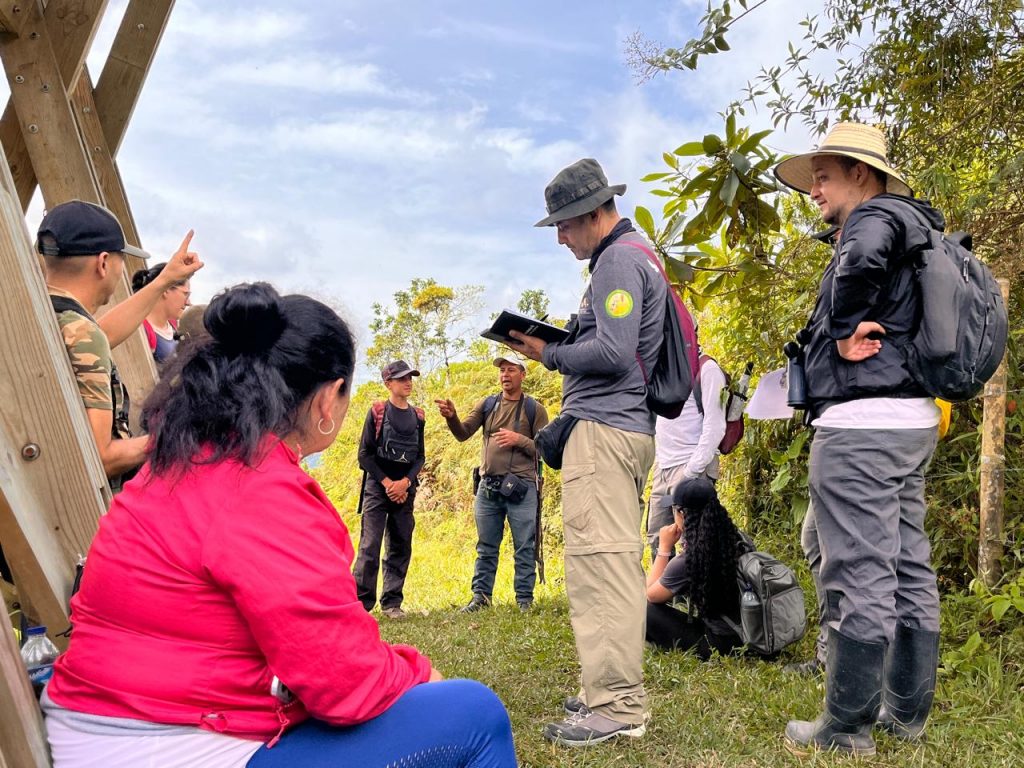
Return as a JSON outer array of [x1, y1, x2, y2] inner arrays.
[[0, 1, 175, 763]]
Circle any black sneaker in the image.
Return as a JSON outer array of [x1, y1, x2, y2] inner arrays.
[[543, 710, 646, 747], [460, 594, 491, 613]]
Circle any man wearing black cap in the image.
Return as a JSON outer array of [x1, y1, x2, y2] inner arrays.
[[354, 361, 426, 619], [436, 355, 549, 613], [38, 200, 202, 487], [509, 158, 666, 746]]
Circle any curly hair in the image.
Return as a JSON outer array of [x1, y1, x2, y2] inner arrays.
[[674, 481, 747, 619]]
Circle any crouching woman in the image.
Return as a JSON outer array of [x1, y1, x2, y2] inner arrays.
[[645, 477, 753, 659], [42, 283, 517, 767]]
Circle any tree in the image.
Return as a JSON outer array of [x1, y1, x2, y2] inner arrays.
[[516, 289, 550, 319], [367, 278, 484, 374]]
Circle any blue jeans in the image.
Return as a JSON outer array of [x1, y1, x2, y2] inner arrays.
[[472, 482, 537, 602], [247, 679, 516, 767]]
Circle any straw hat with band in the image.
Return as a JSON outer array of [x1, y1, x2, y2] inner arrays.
[[535, 158, 626, 227], [773, 122, 913, 198]]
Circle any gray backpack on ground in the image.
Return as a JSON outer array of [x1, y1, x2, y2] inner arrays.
[[727, 538, 807, 656]]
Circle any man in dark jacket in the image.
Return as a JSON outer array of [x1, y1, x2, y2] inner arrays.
[[774, 123, 943, 756], [353, 360, 425, 619], [510, 158, 666, 746]]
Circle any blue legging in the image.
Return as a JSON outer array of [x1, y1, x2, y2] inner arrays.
[[247, 679, 517, 768]]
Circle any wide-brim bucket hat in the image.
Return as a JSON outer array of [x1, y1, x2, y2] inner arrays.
[[535, 158, 626, 227], [773, 122, 913, 198]]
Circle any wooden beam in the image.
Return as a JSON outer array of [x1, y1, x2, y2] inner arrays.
[[0, 610, 50, 768], [69, 65, 156, 418], [94, 0, 174, 155], [0, 2, 29, 37], [0, 0, 101, 208], [0, 154, 110, 651], [0, 0, 108, 208]]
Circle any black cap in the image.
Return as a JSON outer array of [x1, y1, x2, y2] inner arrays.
[[37, 200, 150, 260], [381, 360, 420, 381], [657, 476, 718, 512]]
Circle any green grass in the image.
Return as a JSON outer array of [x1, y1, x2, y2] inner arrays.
[[351, 507, 1024, 767]]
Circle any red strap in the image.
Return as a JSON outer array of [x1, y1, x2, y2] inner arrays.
[[618, 239, 701, 380], [143, 319, 157, 352]]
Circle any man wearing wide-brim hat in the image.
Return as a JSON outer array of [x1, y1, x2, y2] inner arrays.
[[774, 123, 944, 757], [508, 158, 668, 746]]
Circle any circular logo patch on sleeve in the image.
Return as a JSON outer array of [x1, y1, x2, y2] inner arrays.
[[604, 289, 634, 318]]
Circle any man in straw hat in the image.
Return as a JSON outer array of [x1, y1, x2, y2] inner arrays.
[[508, 158, 667, 746], [774, 123, 945, 756]]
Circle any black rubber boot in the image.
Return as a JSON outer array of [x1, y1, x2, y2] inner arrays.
[[784, 627, 885, 757], [876, 622, 940, 741]]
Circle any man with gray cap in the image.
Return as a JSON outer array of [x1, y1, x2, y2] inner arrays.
[[509, 158, 666, 746], [773, 123, 944, 756], [38, 199, 201, 488], [436, 355, 548, 613]]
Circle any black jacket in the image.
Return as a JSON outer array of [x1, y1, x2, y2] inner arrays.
[[802, 194, 946, 416]]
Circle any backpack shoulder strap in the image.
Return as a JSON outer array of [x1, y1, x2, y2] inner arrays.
[[371, 401, 387, 439], [694, 355, 709, 416], [413, 406, 426, 423], [524, 396, 538, 436], [50, 294, 93, 320], [143, 319, 157, 352]]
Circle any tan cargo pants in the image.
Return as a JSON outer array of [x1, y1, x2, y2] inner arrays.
[[561, 419, 655, 726]]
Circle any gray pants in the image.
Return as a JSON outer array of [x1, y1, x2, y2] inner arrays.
[[809, 427, 940, 645], [800, 502, 828, 663]]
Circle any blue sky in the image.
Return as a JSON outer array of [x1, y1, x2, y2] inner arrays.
[[22, 0, 821, 375]]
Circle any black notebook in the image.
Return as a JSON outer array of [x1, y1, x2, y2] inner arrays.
[[481, 310, 570, 345]]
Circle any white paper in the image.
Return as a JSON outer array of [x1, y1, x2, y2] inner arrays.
[[746, 367, 795, 420]]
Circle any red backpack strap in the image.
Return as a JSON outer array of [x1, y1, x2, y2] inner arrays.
[[619, 239, 701, 381], [413, 406, 426, 423], [371, 401, 387, 438], [143, 319, 157, 352]]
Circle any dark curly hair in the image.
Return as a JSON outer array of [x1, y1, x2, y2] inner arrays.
[[672, 478, 747, 619], [142, 282, 355, 476]]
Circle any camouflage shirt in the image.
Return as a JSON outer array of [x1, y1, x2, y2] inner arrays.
[[48, 286, 131, 440]]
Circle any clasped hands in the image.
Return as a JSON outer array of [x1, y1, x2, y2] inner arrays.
[[382, 476, 411, 503]]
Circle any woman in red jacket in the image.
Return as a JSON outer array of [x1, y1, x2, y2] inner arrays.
[[42, 283, 517, 768]]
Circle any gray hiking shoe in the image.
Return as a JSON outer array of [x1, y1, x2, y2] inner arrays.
[[543, 710, 646, 747], [517, 599, 533, 613], [381, 606, 406, 620], [460, 594, 491, 613]]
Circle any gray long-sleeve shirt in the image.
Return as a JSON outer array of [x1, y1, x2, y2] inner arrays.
[[542, 231, 666, 435]]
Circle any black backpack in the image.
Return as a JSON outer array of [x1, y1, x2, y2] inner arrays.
[[481, 394, 538, 430], [896, 204, 1009, 401]]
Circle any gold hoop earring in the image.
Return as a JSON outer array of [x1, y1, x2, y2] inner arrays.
[[317, 418, 335, 435]]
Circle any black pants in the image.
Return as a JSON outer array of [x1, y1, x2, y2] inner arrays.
[[352, 479, 416, 611], [645, 602, 743, 660]]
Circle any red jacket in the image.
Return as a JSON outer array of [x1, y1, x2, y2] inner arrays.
[[48, 439, 432, 743]]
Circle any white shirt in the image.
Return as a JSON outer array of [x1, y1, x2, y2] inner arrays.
[[654, 359, 728, 477], [812, 397, 941, 429]]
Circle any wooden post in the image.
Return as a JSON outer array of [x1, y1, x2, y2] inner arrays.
[[0, 618, 50, 768], [978, 278, 1011, 588]]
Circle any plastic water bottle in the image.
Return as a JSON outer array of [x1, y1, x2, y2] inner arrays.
[[727, 362, 754, 420], [20, 626, 60, 698]]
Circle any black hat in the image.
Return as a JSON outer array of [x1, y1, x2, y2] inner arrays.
[[36, 200, 150, 260], [657, 476, 717, 512], [534, 158, 626, 227], [381, 360, 420, 381]]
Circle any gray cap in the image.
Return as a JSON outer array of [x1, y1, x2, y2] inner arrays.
[[534, 158, 626, 227]]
